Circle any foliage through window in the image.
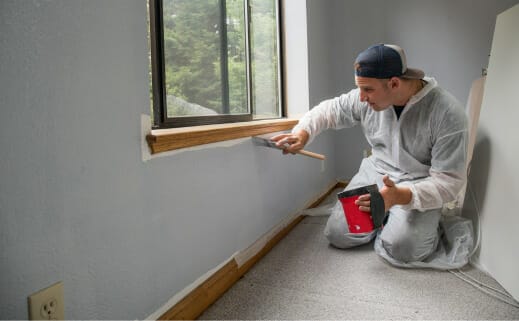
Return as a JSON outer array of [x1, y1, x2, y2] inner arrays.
[[148, 0, 283, 128]]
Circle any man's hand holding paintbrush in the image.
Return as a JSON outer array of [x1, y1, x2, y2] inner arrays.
[[270, 129, 311, 155]]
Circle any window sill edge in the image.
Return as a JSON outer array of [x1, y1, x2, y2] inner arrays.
[[146, 118, 299, 154]]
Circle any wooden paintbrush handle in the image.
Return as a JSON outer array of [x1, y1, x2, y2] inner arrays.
[[297, 149, 326, 160]]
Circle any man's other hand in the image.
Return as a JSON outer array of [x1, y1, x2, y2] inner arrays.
[[379, 175, 412, 212], [355, 175, 413, 213]]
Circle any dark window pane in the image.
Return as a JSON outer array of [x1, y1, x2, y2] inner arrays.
[[163, 0, 248, 117], [148, 0, 282, 128]]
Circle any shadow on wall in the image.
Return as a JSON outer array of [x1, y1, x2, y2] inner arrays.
[[462, 128, 491, 259]]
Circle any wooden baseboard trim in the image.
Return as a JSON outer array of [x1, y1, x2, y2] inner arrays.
[[158, 180, 347, 320]]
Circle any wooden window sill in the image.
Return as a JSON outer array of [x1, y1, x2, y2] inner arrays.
[[146, 118, 299, 154]]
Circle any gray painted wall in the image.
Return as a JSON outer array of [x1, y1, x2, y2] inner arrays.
[[306, 0, 519, 180], [307, 0, 386, 180], [0, 1, 335, 319], [382, 0, 519, 107]]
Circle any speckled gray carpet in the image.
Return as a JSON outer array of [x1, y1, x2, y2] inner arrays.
[[199, 216, 519, 320]]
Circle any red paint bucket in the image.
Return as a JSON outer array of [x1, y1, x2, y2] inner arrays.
[[337, 184, 384, 234]]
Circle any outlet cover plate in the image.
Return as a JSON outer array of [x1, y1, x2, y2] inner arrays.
[[28, 281, 64, 320]]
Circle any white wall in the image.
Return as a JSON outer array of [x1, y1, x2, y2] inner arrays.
[[383, 0, 519, 107], [283, 0, 311, 118], [465, 3, 519, 300], [0, 0, 335, 319]]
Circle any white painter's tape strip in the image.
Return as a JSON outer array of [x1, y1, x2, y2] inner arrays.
[[144, 180, 338, 320], [235, 180, 337, 266], [141, 114, 249, 162], [234, 227, 272, 267], [141, 114, 153, 162], [234, 211, 301, 267], [143, 209, 302, 319], [143, 253, 238, 321]]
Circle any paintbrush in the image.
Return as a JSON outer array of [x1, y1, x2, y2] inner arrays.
[[252, 136, 326, 160]]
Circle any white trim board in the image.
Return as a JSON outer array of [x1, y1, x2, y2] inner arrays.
[[472, 3, 519, 301]]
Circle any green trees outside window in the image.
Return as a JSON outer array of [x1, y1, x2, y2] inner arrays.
[[150, 0, 282, 128]]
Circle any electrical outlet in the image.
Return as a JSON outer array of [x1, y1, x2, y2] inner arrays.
[[28, 281, 64, 320]]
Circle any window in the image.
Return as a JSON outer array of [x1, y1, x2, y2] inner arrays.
[[148, 0, 283, 129]]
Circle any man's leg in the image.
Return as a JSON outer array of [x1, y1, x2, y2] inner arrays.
[[324, 201, 378, 248], [378, 207, 441, 262], [324, 158, 380, 249]]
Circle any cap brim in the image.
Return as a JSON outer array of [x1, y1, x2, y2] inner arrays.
[[401, 68, 424, 79]]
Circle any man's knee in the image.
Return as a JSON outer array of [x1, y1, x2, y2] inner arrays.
[[324, 220, 375, 249], [380, 232, 436, 263], [324, 222, 354, 249]]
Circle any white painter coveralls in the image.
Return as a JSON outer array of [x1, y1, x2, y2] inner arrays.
[[294, 77, 474, 269]]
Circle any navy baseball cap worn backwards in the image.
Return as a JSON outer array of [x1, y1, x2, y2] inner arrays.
[[354, 44, 424, 79]]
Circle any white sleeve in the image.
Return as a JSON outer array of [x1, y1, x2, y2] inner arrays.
[[401, 125, 468, 212], [292, 89, 361, 144]]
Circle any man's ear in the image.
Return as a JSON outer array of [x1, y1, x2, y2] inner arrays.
[[389, 77, 400, 89]]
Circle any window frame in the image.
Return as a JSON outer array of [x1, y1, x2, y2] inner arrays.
[[148, 0, 285, 129]]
